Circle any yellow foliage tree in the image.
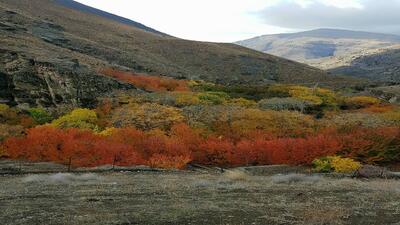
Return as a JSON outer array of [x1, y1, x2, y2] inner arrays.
[[51, 108, 99, 130], [330, 156, 362, 173], [230, 109, 315, 136], [174, 92, 201, 106], [313, 156, 361, 173], [111, 103, 184, 130]]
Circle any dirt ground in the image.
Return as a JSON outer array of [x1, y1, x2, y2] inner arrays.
[[0, 162, 400, 225]]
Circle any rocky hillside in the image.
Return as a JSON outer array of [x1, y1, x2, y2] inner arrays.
[[329, 47, 400, 82], [236, 29, 400, 72], [0, 0, 355, 108]]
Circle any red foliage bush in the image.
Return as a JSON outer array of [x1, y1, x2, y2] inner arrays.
[[2, 124, 399, 168], [339, 127, 400, 164], [3, 126, 145, 167], [101, 68, 189, 92]]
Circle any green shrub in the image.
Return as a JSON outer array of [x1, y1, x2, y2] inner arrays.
[[312, 157, 333, 173], [198, 92, 229, 105], [28, 108, 53, 125]]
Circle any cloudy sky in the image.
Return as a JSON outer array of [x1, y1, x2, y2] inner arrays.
[[75, 0, 400, 42]]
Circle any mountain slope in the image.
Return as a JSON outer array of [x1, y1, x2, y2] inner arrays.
[[0, 0, 353, 107], [329, 47, 400, 82], [54, 0, 168, 37], [236, 29, 400, 71]]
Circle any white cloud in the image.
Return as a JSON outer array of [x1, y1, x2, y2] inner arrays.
[[257, 0, 400, 34], [74, 0, 290, 42], [74, 0, 400, 42]]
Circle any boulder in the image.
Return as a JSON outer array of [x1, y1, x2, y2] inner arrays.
[[356, 165, 387, 178]]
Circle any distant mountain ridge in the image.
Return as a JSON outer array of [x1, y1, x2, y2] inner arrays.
[[268, 29, 400, 42], [237, 28, 400, 81], [237, 29, 400, 63], [54, 0, 169, 36]]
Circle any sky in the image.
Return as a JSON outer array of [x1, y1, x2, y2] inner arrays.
[[75, 0, 400, 42]]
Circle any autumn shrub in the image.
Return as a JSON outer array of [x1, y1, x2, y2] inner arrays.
[[141, 92, 177, 106], [193, 136, 234, 166], [111, 103, 184, 130], [148, 154, 191, 169], [0, 124, 24, 142], [0, 145, 6, 158], [182, 105, 240, 131], [360, 104, 395, 113], [2, 126, 145, 167], [226, 98, 256, 108], [0, 104, 10, 115], [342, 96, 381, 109], [198, 92, 229, 105], [381, 109, 400, 124], [28, 108, 53, 125], [0, 104, 19, 125], [174, 92, 201, 106], [51, 108, 99, 131], [340, 127, 400, 164], [230, 109, 315, 137], [312, 157, 333, 173], [313, 156, 361, 173], [331, 157, 362, 173], [323, 112, 394, 128], [101, 68, 189, 92], [258, 97, 311, 112]]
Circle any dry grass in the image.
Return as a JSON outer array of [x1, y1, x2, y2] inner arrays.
[[223, 169, 250, 181], [0, 168, 400, 224], [299, 206, 349, 225]]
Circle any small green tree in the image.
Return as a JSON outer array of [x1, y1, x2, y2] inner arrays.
[[28, 108, 53, 125]]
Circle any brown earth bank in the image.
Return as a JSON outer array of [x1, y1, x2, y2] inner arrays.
[[0, 161, 400, 225]]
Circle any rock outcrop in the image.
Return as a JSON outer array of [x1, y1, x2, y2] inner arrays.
[[0, 49, 136, 108]]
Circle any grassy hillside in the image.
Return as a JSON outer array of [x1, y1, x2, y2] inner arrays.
[[54, 0, 169, 36]]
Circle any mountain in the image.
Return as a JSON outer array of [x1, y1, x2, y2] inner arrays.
[[0, 0, 354, 108], [236, 29, 400, 73], [54, 0, 168, 37]]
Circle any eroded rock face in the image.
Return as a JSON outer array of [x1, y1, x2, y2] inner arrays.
[[0, 49, 136, 108]]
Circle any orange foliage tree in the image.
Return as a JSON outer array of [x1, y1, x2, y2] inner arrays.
[[101, 68, 189, 92]]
